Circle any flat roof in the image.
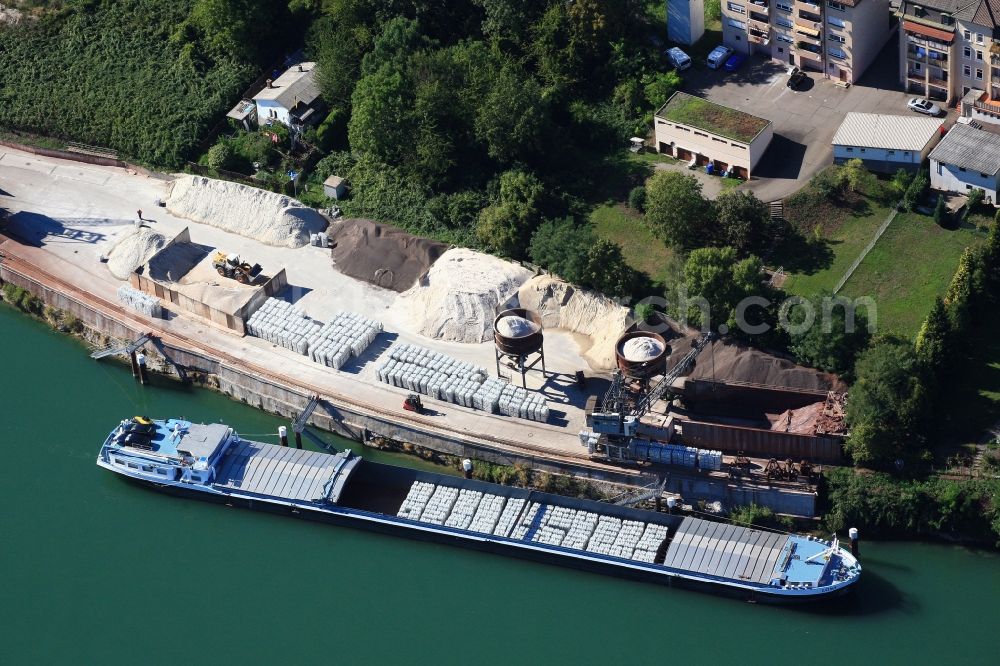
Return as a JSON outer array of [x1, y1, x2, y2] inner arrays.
[[254, 62, 320, 110], [831, 112, 943, 151], [929, 122, 1000, 175], [655, 92, 771, 144]]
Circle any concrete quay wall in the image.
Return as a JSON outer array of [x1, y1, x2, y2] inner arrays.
[[0, 258, 817, 516]]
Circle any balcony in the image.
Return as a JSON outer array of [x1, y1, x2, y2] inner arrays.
[[927, 76, 949, 89], [795, 44, 824, 62], [749, 26, 771, 45], [794, 25, 822, 43], [975, 98, 1000, 113], [749, 15, 770, 31], [795, 0, 822, 13], [749, 0, 770, 11], [906, 71, 925, 84]]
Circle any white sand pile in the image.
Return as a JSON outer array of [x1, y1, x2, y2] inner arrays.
[[106, 228, 167, 279], [622, 336, 664, 362], [398, 248, 533, 343], [166, 175, 326, 248], [497, 315, 539, 338], [517, 275, 630, 370]]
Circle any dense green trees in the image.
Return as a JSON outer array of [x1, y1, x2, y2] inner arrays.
[[714, 189, 779, 257], [784, 292, 871, 376], [845, 341, 928, 466], [645, 172, 713, 251], [678, 247, 771, 333], [529, 217, 637, 297]]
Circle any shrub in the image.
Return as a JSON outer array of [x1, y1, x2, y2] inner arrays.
[[933, 194, 948, 228], [903, 169, 928, 211], [206, 142, 234, 172], [628, 185, 647, 212], [964, 188, 985, 222]]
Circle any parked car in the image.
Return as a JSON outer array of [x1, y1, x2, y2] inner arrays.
[[724, 53, 746, 72], [707, 45, 733, 70], [908, 97, 942, 116], [787, 67, 807, 90], [666, 46, 692, 71]]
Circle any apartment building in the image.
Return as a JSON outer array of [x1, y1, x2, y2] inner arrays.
[[721, 0, 893, 84], [898, 0, 1000, 105]]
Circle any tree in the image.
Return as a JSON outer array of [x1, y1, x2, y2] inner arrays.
[[933, 194, 948, 227], [915, 296, 952, 383], [713, 189, 775, 257], [903, 168, 928, 210], [348, 66, 413, 165], [784, 292, 871, 376], [476, 170, 545, 257], [628, 186, 646, 212], [680, 247, 770, 333], [645, 171, 713, 251], [206, 142, 234, 171], [583, 239, 637, 297], [529, 217, 593, 282], [475, 62, 549, 164], [845, 341, 929, 466], [643, 70, 682, 108], [842, 158, 876, 195]]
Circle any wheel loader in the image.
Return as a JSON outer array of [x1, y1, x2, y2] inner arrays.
[[212, 251, 263, 284]]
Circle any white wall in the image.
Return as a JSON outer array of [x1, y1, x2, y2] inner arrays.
[[256, 99, 291, 126], [668, 0, 705, 45], [931, 160, 1000, 203], [833, 145, 923, 165]]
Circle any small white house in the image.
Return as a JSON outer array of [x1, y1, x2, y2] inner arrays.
[[323, 175, 347, 200], [253, 62, 321, 127], [831, 113, 943, 173], [929, 123, 1000, 204]]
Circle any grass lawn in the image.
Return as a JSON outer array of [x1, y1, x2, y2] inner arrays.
[[779, 199, 894, 297], [839, 212, 988, 338], [630, 150, 680, 166], [590, 203, 674, 285]]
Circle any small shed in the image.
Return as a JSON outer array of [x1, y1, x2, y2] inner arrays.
[[323, 175, 347, 200]]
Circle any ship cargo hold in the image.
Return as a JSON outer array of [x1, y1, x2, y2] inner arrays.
[[96, 417, 861, 602]]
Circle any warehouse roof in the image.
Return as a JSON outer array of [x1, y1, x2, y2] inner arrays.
[[254, 62, 320, 110], [655, 92, 771, 143], [929, 122, 1000, 175], [831, 112, 942, 151]]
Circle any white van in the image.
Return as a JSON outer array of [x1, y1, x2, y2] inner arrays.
[[666, 47, 692, 71], [707, 45, 733, 70]]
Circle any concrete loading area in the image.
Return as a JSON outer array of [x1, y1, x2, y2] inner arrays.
[[0, 147, 839, 515]]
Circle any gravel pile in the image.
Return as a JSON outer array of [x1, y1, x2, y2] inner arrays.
[[622, 336, 664, 362], [496, 315, 539, 338], [166, 175, 326, 248], [329, 219, 447, 292], [117, 285, 162, 318], [398, 248, 533, 343], [107, 229, 166, 279]]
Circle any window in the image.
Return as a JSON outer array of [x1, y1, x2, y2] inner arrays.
[[115, 458, 124, 465], [713, 137, 728, 144], [127, 463, 138, 469], [728, 1, 746, 13], [964, 65, 972, 77], [964, 46, 972, 59], [777, 47, 784, 53], [776, 1, 793, 10], [828, 0, 845, 9], [846, 147, 854, 152], [959, 167, 967, 172], [978, 68, 984, 80], [941, 14, 954, 25], [982, 173, 990, 179], [828, 16, 846, 28], [964, 29, 972, 40], [860, 148, 866, 153], [157, 469, 168, 476], [141, 465, 153, 472], [694, 131, 709, 137], [776, 16, 794, 28], [829, 33, 846, 43], [977, 33, 984, 45], [977, 50, 984, 61], [904, 152, 911, 157], [777, 33, 794, 43], [915, 62, 922, 71], [728, 18, 747, 29], [828, 47, 846, 59], [887, 151, 896, 157]]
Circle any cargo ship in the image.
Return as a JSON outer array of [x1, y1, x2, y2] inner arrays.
[[96, 417, 861, 602]]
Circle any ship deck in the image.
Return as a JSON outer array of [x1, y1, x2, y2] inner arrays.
[[213, 441, 359, 502], [661, 518, 788, 584]]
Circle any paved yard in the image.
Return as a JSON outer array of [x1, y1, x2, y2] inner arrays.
[[679, 38, 947, 201]]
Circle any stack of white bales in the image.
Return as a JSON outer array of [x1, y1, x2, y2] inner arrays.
[[467, 494, 508, 534], [397, 481, 435, 520], [608, 520, 645, 559], [492, 498, 527, 538], [509, 502, 541, 540], [117, 285, 162, 318], [562, 511, 600, 550], [697, 449, 723, 471], [632, 523, 670, 563], [498, 384, 549, 422], [418, 485, 460, 525], [444, 489, 484, 530], [246, 298, 382, 369], [306, 310, 383, 370], [246, 298, 319, 354], [377, 343, 486, 405], [586, 516, 623, 556]]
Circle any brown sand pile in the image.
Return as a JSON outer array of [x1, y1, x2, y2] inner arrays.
[[770, 402, 825, 434], [329, 219, 447, 292], [143, 242, 209, 283], [685, 339, 846, 391]]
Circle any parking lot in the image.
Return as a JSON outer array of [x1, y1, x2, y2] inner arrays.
[[678, 38, 941, 201]]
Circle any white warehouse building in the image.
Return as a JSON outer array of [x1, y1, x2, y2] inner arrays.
[[831, 112, 943, 173], [929, 123, 1000, 204]]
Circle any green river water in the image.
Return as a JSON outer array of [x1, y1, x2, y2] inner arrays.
[[1, 303, 998, 665]]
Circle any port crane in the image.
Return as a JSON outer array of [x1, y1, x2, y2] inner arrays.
[[585, 332, 714, 461]]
